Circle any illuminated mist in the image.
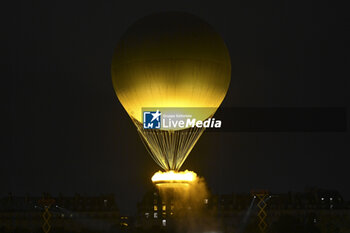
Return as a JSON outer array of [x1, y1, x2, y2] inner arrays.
[[152, 171, 222, 233]]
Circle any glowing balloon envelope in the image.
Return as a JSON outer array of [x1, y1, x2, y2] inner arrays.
[[111, 12, 231, 170]]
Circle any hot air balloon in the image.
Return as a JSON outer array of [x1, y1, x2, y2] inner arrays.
[[111, 12, 231, 171]]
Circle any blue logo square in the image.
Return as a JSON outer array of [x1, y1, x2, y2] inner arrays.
[[143, 110, 161, 129]]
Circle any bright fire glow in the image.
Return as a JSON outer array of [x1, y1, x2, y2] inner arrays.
[[151, 170, 197, 183]]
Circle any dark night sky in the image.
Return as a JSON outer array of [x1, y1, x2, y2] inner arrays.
[[3, 0, 349, 214]]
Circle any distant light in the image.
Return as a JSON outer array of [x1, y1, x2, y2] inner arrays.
[[313, 218, 317, 223], [330, 198, 333, 201], [254, 196, 256, 199], [55, 205, 58, 208], [204, 199, 208, 204], [321, 197, 324, 201], [162, 219, 166, 227], [154, 212, 158, 219]]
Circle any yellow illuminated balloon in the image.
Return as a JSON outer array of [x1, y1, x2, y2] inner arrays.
[[111, 12, 231, 170]]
